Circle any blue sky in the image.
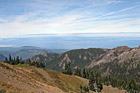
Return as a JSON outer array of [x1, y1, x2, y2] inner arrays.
[[0, 0, 140, 38]]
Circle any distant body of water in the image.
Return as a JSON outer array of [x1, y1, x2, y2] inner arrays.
[[0, 36, 140, 49]]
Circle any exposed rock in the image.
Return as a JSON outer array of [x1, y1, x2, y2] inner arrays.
[[88, 60, 97, 68], [59, 53, 71, 67], [79, 54, 81, 59], [115, 46, 130, 52], [40, 51, 48, 57], [88, 46, 131, 68], [83, 56, 87, 60]]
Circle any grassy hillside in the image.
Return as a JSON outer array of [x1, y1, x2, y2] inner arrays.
[[0, 62, 86, 93], [0, 62, 127, 93], [101, 85, 126, 93]]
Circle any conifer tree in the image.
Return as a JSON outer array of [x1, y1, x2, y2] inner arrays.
[[63, 62, 72, 75], [89, 72, 96, 91], [16, 56, 20, 64], [4, 57, 8, 63], [83, 85, 89, 92], [80, 85, 82, 93], [11, 57, 16, 65], [82, 68, 86, 78], [127, 78, 136, 92], [74, 67, 81, 76], [9, 54, 12, 64]]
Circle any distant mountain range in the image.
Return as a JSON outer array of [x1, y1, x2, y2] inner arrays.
[[29, 46, 140, 83], [0, 46, 68, 61]]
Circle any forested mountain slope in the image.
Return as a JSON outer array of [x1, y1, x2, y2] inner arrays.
[[92, 47, 140, 82], [30, 48, 108, 71], [29, 46, 140, 83], [30, 46, 132, 71]]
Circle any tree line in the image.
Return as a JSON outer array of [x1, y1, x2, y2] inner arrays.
[[4, 54, 45, 68], [63, 62, 140, 93]]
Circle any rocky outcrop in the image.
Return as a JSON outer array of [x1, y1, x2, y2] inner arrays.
[[88, 46, 131, 68], [41, 51, 48, 57], [115, 46, 130, 52], [59, 53, 71, 67]]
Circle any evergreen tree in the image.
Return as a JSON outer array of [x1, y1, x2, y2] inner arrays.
[[13, 57, 15, 62], [122, 80, 126, 89], [83, 85, 89, 92], [63, 63, 72, 75], [138, 85, 140, 93], [86, 86, 89, 92], [19, 57, 24, 64], [127, 78, 136, 92], [12, 57, 16, 65], [89, 71, 96, 91], [82, 68, 86, 78], [28, 59, 31, 65], [80, 85, 82, 93], [97, 83, 103, 92], [9, 54, 12, 64], [4, 57, 8, 63], [16, 56, 20, 64], [85, 69, 89, 79], [74, 67, 81, 76]]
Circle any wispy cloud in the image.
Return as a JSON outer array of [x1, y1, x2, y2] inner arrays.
[[0, 0, 139, 38], [101, 5, 140, 17]]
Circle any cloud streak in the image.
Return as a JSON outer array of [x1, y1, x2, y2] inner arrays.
[[0, 0, 139, 38]]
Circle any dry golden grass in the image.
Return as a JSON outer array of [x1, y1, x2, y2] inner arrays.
[[0, 62, 127, 93], [102, 85, 127, 93], [0, 62, 86, 93]]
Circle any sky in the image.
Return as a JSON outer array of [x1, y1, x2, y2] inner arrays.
[[0, 0, 140, 38]]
